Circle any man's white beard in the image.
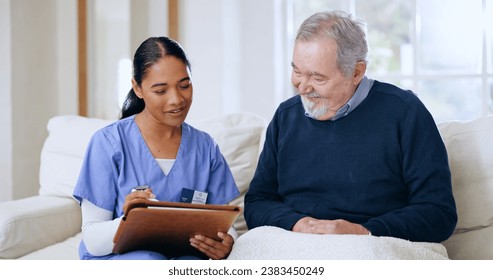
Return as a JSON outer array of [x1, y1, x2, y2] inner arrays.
[[301, 93, 328, 120]]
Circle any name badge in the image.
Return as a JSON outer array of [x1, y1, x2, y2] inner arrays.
[[180, 188, 208, 204]]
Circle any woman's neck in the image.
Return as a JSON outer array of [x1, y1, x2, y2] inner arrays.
[[134, 113, 182, 159]]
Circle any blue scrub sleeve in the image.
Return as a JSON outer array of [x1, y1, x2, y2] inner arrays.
[[73, 131, 120, 212], [206, 142, 240, 205]]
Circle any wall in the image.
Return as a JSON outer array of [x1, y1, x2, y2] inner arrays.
[[180, 0, 290, 122], [130, 0, 168, 53], [10, 0, 61, 199], [0, 0, 290, 202], [88, 0, 168, 120], [85, 0, 289, 121], [0, 0, 13, 202], [0, 0, 79, 202], [0, 0, 170, 201], [57, 0, 78, 116]]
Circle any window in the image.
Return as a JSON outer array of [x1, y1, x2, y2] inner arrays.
[[88, 0, 131, 119], [82, 0, 170, 119], [288, 0, 493, 122]]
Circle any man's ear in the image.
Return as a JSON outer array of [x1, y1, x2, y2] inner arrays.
[[132, 79, 142, 98], [352, 61, 367, 85]]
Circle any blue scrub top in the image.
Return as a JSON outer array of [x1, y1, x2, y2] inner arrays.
[[73, 115, 240, 219]]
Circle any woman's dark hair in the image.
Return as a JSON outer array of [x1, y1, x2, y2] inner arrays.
[[120, 37, 191, 119]]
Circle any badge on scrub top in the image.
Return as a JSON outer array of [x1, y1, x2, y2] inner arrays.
[[180, 188, 208, 204]]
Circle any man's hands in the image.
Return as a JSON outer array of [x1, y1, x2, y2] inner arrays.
[[190, 232, 234, 260], [292, 217, 370, 235]]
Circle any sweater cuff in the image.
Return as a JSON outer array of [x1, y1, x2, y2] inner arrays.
[[280, 213, 307, 231], [362, 219, 388, 237]]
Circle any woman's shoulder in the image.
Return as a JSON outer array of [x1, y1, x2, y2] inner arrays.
[[91, 116, 136, 144], [183, 122, 213, 138], [182, 122, 217, 147]]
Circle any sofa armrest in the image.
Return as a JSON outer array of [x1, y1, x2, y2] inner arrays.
[[0, 196, 81, 259]]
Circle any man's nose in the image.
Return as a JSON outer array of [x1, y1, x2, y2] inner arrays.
[[297, 78, 313, 95]]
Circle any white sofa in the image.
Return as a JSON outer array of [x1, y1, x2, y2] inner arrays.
[[1, 113, 492, 260]]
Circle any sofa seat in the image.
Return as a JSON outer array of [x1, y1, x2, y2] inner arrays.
[[19, 233, 81, 260]]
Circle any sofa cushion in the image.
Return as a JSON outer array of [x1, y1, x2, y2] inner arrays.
[[438, 115, 493, 259], [189, 112, 266, 235], [0, 196, 81, 259], [442, 225, 493, 260], [19, 233, 82, 260], [39, 115, 113, 197]]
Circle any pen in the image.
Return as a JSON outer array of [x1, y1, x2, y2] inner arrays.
[[131, 185, 150, 192], [131, 185, 158, 201]]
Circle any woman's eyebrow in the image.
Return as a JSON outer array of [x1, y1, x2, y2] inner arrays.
[[150, 77, 190, 88], [151, 82, 167, 88]]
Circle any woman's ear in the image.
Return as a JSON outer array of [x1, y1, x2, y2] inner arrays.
[[352, 61, 367, 85], [132, 79, 143, 99]]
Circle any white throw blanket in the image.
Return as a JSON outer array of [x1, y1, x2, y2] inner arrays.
[[227, 226, 449, 260]]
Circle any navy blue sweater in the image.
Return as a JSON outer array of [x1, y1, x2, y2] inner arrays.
[[244, 81, 457, 242]]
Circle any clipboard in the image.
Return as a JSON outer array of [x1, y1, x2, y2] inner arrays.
[[112, 199, 241, 258]]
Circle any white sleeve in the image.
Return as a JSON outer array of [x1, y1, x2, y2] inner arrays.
[[228, 226, 239, 241], [81, 199, 122, 256]]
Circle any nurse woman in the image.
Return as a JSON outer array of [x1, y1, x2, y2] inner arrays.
[[73, 37, 240, 260]]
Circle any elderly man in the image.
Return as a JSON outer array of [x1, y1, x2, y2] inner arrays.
[[244, 10, 457, 243]]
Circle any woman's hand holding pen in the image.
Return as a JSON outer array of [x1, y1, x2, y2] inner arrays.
[[122, 186, 156, 213], [189, 232, 234, 260]]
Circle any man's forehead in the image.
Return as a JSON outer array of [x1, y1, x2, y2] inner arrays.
[[293, 38, 336, 57], [292, 40, 336, 74]]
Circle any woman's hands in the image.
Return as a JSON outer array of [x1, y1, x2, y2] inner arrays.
[[122, 187, 156, 213], [189, 232, 234, 260], [122, 188, 234, 259]]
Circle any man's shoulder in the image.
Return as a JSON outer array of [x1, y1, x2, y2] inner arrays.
[[370, 80, 435, 123], [277, 95, 302, 114], [371, 80, 420, 105]]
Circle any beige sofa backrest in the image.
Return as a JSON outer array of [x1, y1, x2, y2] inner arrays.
[[438, 115, 493, 259], [39, 116, 113, 198], [189, 113, 267, 234]]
